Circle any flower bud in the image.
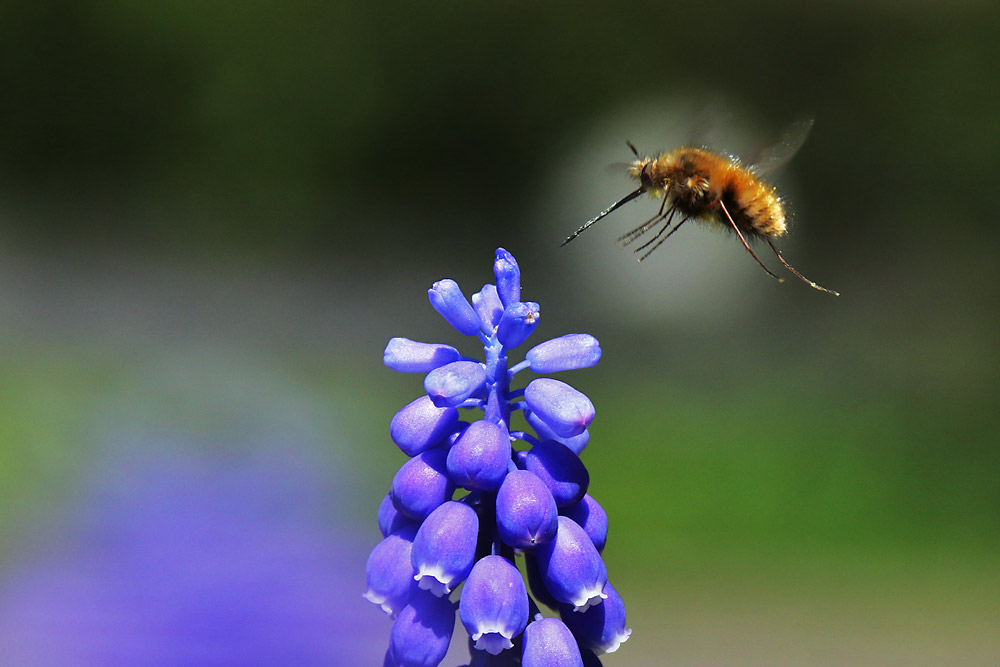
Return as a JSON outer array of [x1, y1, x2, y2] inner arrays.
[[390, 396, 460, 457], [524, 440, 589, 508], [525, 334, 601, 373], [378, 492, 417, 537], [429, 279, 482, 336], [424, 361, 487, 408], [384, 337, 462, 373], [472, 283, 504, 332], [521, 617, 583, 667], [559, 581, 631, 655], [411, 501, 479, 597], [496, 301, 540, 350], [390, 590, 456, 667], [560, 494, 608, 553], [535, 516, 608, 612], [524, 409, 589, 455], [495, 470, 558, 548], [364, 525, 418, 618], [390, 449, 455, 521], [493, 247, 521, 307], [459, 555, 528, 655], [523, 379, 594, 438], [447, 419, 511, 491]]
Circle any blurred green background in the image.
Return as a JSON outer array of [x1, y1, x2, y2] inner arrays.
[[1, 1, 998, 664]]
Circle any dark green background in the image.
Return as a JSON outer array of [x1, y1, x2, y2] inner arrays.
[[1, 1, 997, 664]]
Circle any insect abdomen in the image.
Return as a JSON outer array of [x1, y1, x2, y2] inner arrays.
[[720, 169, 786, 238]]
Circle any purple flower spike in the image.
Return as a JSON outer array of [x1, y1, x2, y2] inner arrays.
[[521, 617, 584, 667], [496, 301, 540, 350], [560, 581, 631, 655], [523, 378, 595, 438], [424, 361, 488, 408], [390, 396, 460, 457], [364, 525, 419, 618], [390, 449, 455, 521], [524, 409, 589, 455], [411, 501, 479, 597], [493, 247, 521, 307], [524, 440, 590, 508], [560, 494, 608, 553], [535, 516, 608, 612], [374, 250, 627, 664], [472, 284, 504, 332], [378, 493, 417, 537], [429, 279, 483, 336], [496, 470, 558, 549], [525, 334, 602, 373], [384, 338, 462, 373], [459, 555, 529, 655], [390, 590, 456, 667], [447, 419, 511, 491]]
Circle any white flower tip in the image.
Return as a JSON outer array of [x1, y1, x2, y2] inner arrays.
[[414, 572, 451, 597], [473, 632, 515, 655], [362, 590, 397, 618], [600, 628, 632, 654], [571, 589, 608, 613]]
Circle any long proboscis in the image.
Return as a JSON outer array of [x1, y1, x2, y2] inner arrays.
[[560, 188, 644, 246]]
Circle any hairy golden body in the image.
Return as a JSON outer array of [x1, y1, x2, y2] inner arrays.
[[560, 133, 839, 295], [633, 148, 786, 239]]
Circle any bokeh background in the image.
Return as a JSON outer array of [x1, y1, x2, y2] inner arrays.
[[1, 1, 998, 664]]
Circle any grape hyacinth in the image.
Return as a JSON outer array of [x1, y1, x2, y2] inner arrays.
[[366, 248, 631, 666]]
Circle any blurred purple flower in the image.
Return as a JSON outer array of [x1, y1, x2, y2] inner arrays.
[[0, 439, 385, 666]]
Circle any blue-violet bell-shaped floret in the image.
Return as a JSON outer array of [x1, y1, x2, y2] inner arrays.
[[496, 301, 540, 350], [523, 378, 595, 438], [472, 284, 504, 332], [390, 449, 455, 521], [384, 337, 462, 373], [378, 492, 417, 538], [424, 361, 488, 408], [447, 419, 511, 491], [390, 590, 456, 667], [429, 279, 483, 336], [495, 469, 559, 549], [390, 396, 460, 457], [525, 334, 602, 373], [559, 493, 608, 553], [535, 516, 608, 612], [389, 396, 458, 456], [521, 617, 584, 667], [411, 500, 479, 597], [559, 581, 631, 655], [523, 440, 590, 508], [364, 525, 419, 618], [493, 247, 521, 307], [459, 555, 529, 655], [524, 409, 590, 455]]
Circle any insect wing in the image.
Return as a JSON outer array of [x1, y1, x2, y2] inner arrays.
[[750, 117, 814, 176]]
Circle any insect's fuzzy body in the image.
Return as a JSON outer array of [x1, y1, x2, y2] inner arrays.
[[561, 131, 839, 295], [633, 148, 786, 239]]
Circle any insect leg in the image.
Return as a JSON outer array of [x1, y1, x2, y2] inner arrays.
[[637, 216, 690, 262], [715, 200, 784, 282], [631, 207, 677, 253], [764, 238, 841, 296], [617, 194, 671, 247]]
